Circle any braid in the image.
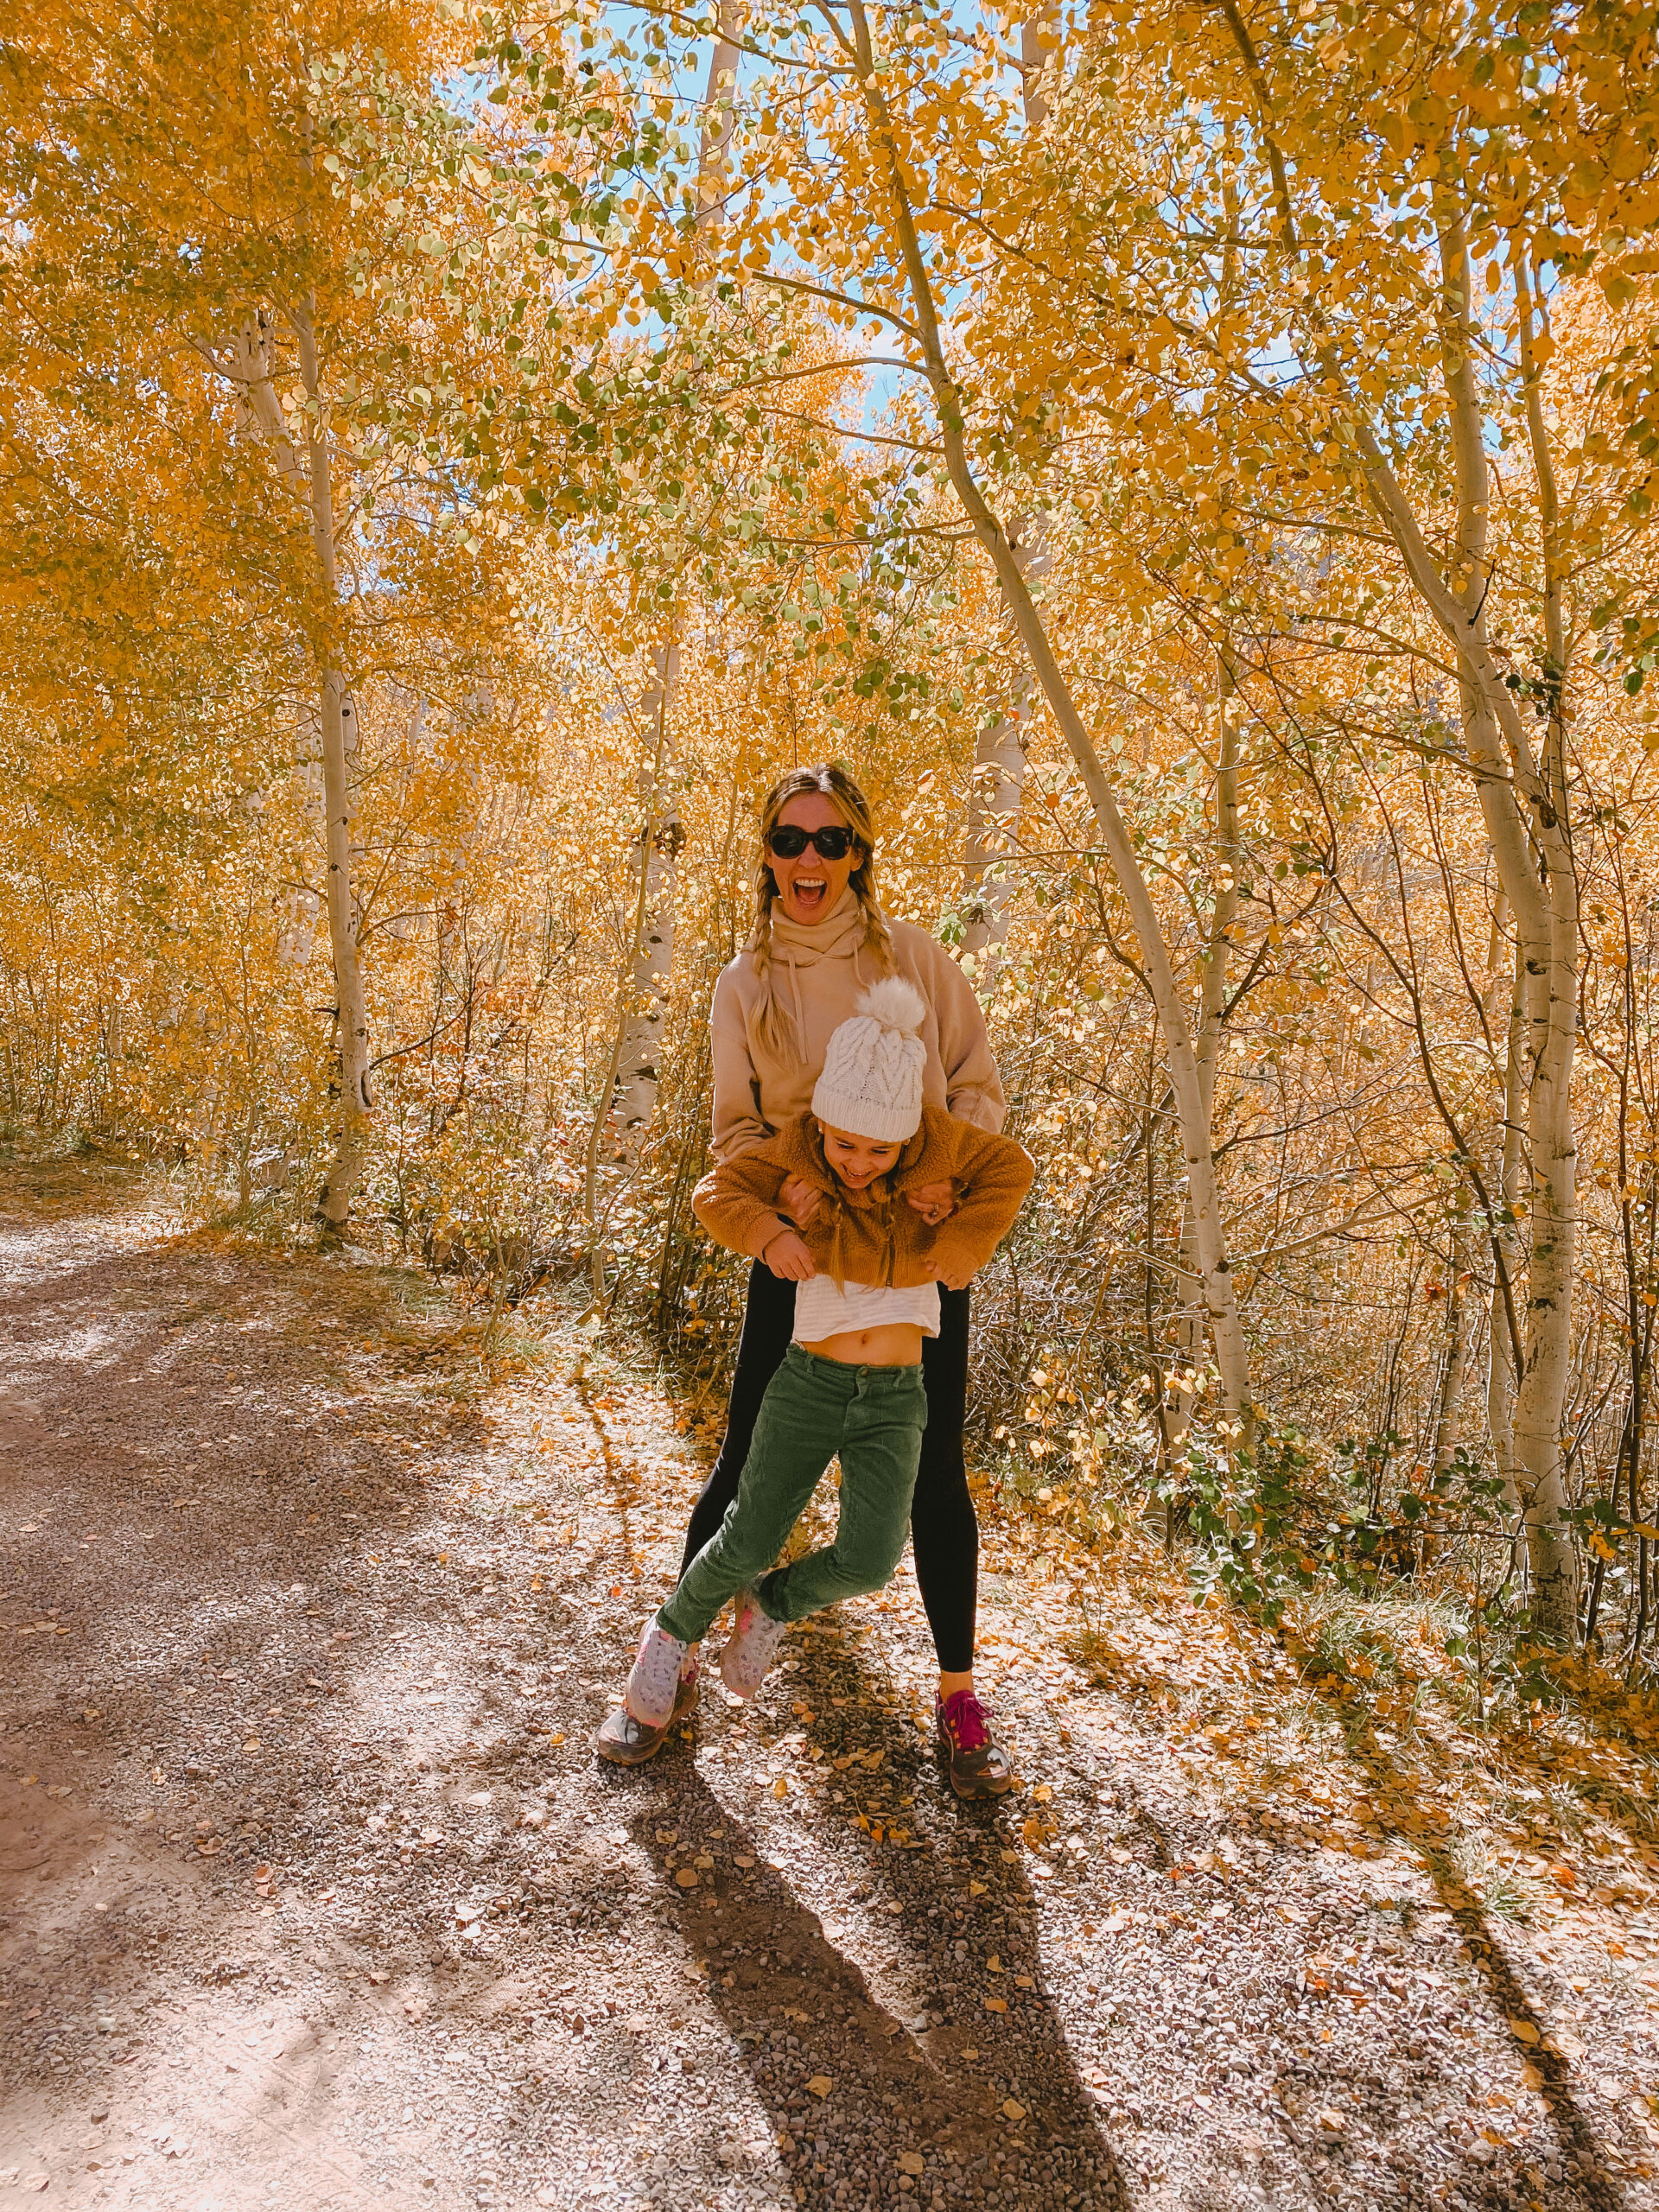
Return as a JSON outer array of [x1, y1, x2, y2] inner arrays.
[[852, 876, 894, 976], [747, 870, 793, 1060]]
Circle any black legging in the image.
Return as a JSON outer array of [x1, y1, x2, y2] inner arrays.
[[677, 1262, 977, 1674]]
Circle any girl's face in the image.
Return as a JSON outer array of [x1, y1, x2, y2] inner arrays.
[[818, 1121, 904, 1191], [767, 793, 864, 925]]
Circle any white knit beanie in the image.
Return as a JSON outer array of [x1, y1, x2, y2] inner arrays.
[[811, 977, 928, 1143]]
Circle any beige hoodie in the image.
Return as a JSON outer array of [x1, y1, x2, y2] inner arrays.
[[709, 894, 1004, 1161]]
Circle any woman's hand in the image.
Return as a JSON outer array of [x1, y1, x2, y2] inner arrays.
[[779, 1174, 822, 1230], [905, 1178, 956, 1226], [936, 1262, 976, 1293], [762, 1228, 818, 1281]]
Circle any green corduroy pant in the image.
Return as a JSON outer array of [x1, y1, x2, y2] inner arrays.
[[658, 1344, 926, 1644]]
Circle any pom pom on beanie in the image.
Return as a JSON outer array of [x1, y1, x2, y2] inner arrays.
[[811, 976, 928, 1142]]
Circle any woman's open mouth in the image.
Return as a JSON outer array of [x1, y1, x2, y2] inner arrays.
[[790, 875, 828, 913]]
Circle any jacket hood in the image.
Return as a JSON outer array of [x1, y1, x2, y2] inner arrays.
[[772, 1105, 956, 1206]]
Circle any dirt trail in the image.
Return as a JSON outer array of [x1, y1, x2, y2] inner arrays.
[[1, 1162, 1654, 2212]]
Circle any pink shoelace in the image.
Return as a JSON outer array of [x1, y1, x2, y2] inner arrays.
[[938, 1688, 991, 1751]]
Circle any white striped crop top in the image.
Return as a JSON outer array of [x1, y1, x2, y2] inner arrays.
[[792, 1275, 941, 1345]]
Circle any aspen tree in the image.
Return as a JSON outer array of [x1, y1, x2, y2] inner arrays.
[[923, 0, 1658, 1630], [613, 5, 741, 1143], [959, 4, 1057, 983], [219, 308, 372, 1232], [838, 0, 1253, 1421]]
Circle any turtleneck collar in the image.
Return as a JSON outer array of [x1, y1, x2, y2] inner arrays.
[[768, 888, 868, 963]]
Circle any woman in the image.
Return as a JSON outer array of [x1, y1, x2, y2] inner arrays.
[[598, 762, 1015, 1797]]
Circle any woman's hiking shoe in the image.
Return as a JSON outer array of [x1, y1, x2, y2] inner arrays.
[[596, 1648, 699, 1766], [622, 1621, 692, 1730], [718, 1589, 789, 1699], [936, 1689, 1014, 1799]]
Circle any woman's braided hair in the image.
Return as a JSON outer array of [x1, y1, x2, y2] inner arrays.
[[749, 762, 894, 1058]]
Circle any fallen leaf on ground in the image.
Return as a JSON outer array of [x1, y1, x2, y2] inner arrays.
[[806, 2075, 832, 2098]]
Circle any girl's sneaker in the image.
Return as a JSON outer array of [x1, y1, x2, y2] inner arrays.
[[718, 1589, 789, 1699], [622, 1620, 691, 1730], [597, 1649, 699, 1767], [936, 1689, 1014, 1799]]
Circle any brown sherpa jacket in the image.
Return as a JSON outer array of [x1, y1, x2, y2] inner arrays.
[[692, 1105, 1033, 1289]]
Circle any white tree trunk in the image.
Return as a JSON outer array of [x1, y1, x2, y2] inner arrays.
[[960, 13, 1056, 983], [961, 525, 1042, 980], [696, 3, 741, 226], [1428, 211, 1578, 1633], [1171, 652, 1242, 1446], [225, 305, 371, 1234], [1019, 5, 1058, 127], [609, 10, 739, 1152], [1509, 730, 1580, 1637], [1422, 1217, 1482, 1566], [1509, 252, 1581, 1635], [614, 643, 682, 1139], [316, 672, 372, 1230]]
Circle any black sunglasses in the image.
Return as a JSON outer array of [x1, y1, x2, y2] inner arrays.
[[766, 825, 861, 861]]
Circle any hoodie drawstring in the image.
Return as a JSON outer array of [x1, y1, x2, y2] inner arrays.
[[789, 954, 806, 1058]]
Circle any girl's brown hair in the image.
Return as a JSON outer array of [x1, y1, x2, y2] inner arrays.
[[748, 763, 894, 1057]]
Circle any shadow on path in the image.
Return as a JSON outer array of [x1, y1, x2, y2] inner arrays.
[[1067, 1611, 1640, 2211]]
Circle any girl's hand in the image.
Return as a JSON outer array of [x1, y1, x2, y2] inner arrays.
[[779, 1174, 822, 1229], [937, 1262, 976, 1292], [905, 1178, 956, 1226], [762, 1228, 817, 1281]]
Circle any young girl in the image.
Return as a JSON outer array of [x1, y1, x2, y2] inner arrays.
[[620, 980, 1033, 1729]]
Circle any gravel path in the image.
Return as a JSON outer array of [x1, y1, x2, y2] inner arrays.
[[1, 1161, 1656, 2212]]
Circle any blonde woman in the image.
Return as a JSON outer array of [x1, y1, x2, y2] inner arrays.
[[599, 763, 1017, 1797]]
